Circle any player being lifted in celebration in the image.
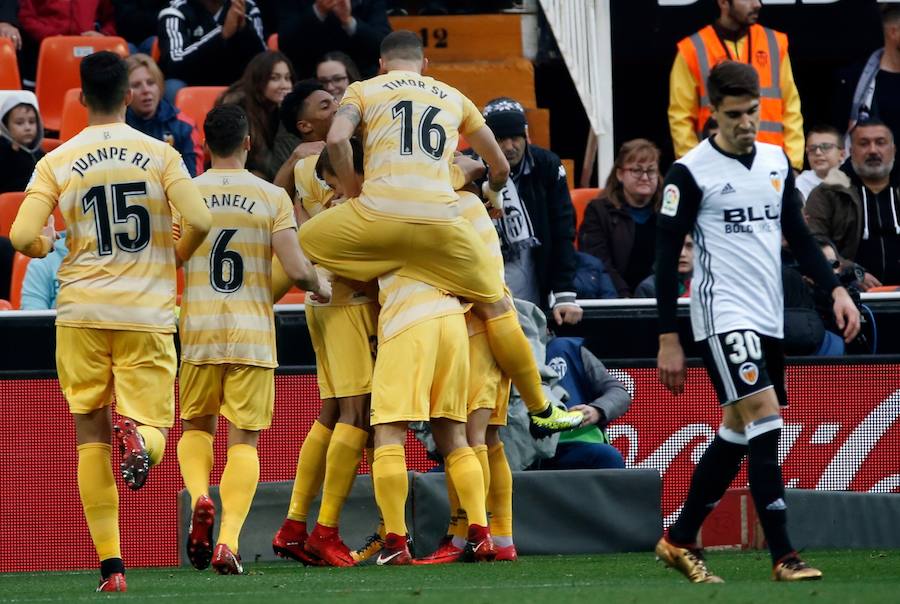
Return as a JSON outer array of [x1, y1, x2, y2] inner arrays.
[[299, 30, 583, 435], [9, 51, 212, 592], [176, 105, 329, 575], [654, 61, 860, 584]]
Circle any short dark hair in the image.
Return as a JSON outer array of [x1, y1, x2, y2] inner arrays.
[[707, 60, 760, 107], [315, 137, 364, 179], [280, 79, 325, 137], [380, 30, 424, 61], [80, 51, 129, 113], [882, 3, 900, 25], [850, 117, 894, 142], [806, 124, 844, 147], [204, 104, 249, 157]]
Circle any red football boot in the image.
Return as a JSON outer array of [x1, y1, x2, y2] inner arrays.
[[186, 495, 215, 570], [272, 519, 325, 566], [375, 533, 412, 566], [304, 523, 355, 567], [494, 544, 518, 562], [463, 524, 496, 562], [113, 419, 150, 491], [412, 535, 464, 565], [96, 573, 127, 592], [211, 543, 243, 575]]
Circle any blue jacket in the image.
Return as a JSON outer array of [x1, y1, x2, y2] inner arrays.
[[21, 232, 68, 310], [126, 98, 202, 177]]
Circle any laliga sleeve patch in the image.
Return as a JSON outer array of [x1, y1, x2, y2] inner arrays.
[[661, 184, 680, 217]]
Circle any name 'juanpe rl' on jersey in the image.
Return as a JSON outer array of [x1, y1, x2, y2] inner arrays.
[[657, 138, 793, 342]]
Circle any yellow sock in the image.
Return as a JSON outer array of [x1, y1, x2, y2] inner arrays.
[[217, 444, 260, 552], [137, 425, 166, 467], [487, 443, 513, 537], [445, 447, 487, 527], [472, 444, 491, 497], [445, 468, 467, 539], [288, 421, 332, 522], [372, 445, 408, 536], [484, 309, 547, 414], [318, 423, 367, 527], [77, 443, 120, 562], [176, 430, 214, 510]]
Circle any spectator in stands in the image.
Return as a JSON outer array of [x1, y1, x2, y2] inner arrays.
[[125, 53, 203, 176], [806, 118, 899, 288], [157, 0, 266, 102], [315, 51, 360, 102], [0, 90, 44, 193], [669, 0, 804, 169], [578, 139, 662, 298], [797, 125, 845, 203], [17, 0, 117, 85], [0, 0, 21, 52], [278, 0, 390, 79], [218, 50, 294, 181], [271, 80, 334, 198], [0, 235, 13, 302], [836, 5, 900, 160], [20, 223, 65, 309], [479, 96, 582, 326], [535, 336, 630, 470], [113, 0, 168, 55], [634, 234, 693, 299]]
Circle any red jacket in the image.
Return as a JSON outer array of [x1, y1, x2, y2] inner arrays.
[[19, 0, 116, 41]]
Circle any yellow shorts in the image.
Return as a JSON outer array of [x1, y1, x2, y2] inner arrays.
[[179, 362, 275, 430], [56, 326, 176, 427], [466, 330, 510, 426], [306, 302, 378, 399], [371, 314, 469, 426], [299, 199, 504, 304]]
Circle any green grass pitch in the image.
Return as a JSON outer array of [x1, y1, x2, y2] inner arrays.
[[1, 550, 897, 603]]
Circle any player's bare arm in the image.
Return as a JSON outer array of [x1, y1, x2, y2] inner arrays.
[[466, 124, 510, 190], [326, 105, 362, 198], [272, 228, 331, 303]]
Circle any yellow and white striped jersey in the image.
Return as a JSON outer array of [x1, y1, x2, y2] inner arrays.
[[377, 273, 464, 343], [180, 169, 296, 367], [22, 122, 195, 332], [457, 190, 506, 338], [293, 154, 334, 217], [341, 70, 485, 223]]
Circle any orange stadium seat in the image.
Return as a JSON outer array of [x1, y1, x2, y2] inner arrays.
[[175, 86, 226, 135], [0, 191, 66, 238], [866, 285, 900, 293], [41, 137, 63, 153], [569, 187, 601, 236], [267, 33, 278, 51], [59, 88, 88, 142], [0, 37, 20, 90], [35, 36, 129, 132], [277, 288, 306, 305], [9, 252, 31, 309], [150, 37, 160, 62]]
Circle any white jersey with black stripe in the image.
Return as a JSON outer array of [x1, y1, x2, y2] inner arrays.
[[665, 139, 790, 341]]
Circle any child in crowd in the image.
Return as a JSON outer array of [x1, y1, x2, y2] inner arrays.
[[0, 91, 45, 193]]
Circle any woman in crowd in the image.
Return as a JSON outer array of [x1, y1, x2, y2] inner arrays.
[[219, 50, 295, 181], [315, 51, 360, 102], [125, 54, 203, 176], [578, 139, 663, 298]]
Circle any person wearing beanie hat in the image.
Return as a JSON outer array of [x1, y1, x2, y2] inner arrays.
[[478, 96, 582, 326]]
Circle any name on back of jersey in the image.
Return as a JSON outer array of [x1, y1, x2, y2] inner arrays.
[[71, 145, 151, 177], [203, 192, 257, 215], [380, 77, 449, 99]]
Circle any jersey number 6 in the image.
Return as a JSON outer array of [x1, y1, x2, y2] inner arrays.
[[210, 228, 244, 293]]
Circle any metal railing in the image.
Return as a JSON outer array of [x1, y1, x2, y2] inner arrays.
[[538, 0, 614, 182]]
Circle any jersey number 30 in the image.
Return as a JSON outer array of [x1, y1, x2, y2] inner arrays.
[[724, 331, 762, 364], [210, 229, 244, 293]]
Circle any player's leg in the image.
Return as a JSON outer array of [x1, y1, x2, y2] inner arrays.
[[58, 326, 125, 592], [176, 362, 222, 571], [352, 435, 387, 564], [485, 426, 517, 561], [371, 422, 412, 565]]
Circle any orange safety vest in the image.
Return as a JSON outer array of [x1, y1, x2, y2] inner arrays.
[[677, 24, 788, 148]]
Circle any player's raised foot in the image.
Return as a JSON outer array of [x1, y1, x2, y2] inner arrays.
[[529, 404, 584, 438], [375, 533, 412, 566], [272, 519, 324, 566], [412, 535, 463, 565], [211, 543, 244, 575], [96, 572, 126, 592], [655, 536, 724, 584], [772, 555, 823, 581], [494, 544, 518, 562], [463, 524, 496, 562], [305, 523, 355, 567], [113, 419, 150, 491], [351, 531, 385, 563], [186, 495, 215, 570]]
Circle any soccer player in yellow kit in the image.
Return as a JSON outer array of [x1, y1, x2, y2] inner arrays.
[[299, 30, 583, 436], [9, 51, 212, 593]]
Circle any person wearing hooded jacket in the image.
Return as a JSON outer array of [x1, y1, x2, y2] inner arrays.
[[0, 90, 44, 193]]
